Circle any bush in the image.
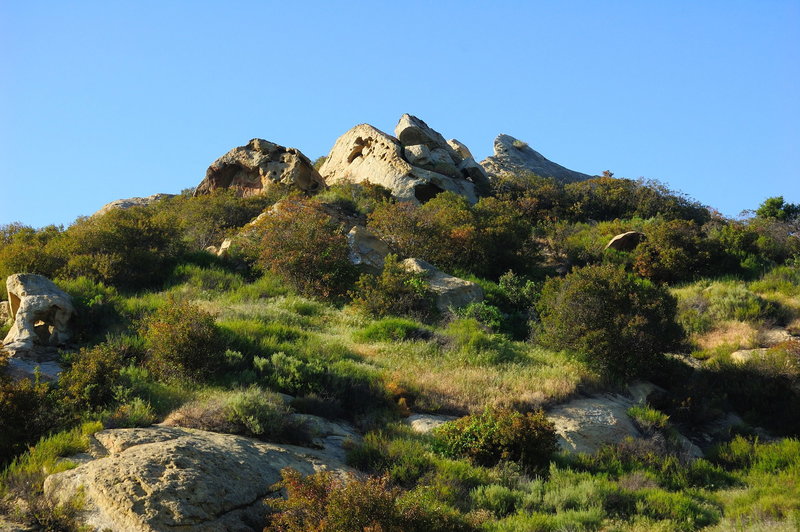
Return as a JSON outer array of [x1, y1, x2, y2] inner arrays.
[[633, 219, 712, 283], [163, 387, 305, 443], [59, 341, 134, 409], [56, 276, 120, 343], [249, 199, 358, 299], [433, 407, 558, 474], [266, 468, 474, 532], [537, 264, 683, 380], [0, 374, 57, 466], [140, 297, 224, 382], [353, 318, 432, 343], [350, 254, 436, 320]]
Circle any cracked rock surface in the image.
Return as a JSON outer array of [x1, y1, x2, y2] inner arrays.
[[44, 426, 350, 532]]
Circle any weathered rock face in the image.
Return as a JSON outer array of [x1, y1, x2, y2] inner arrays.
[[400, 258, 483, 311], [44, 427, 351, 532], [481, 134, 593, 183], [319, 115, 488, 204], [347, 226, 390, 272], [94, 194, 175, 217], [0, 300, 9, 324], [405, 413, 458, 434], [547, 394, 642, 455], [194, 138, 325, 197], [3, 274, 74, 352], [605, 231, 646, 251]]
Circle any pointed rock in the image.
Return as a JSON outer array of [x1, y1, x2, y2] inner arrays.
[[481, 134, 593, 183]]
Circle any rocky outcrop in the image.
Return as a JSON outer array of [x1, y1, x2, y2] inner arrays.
[[481, 134, 593, 183], [3, 274, 73, 352], [547, 394, 642, 455], [405, 413, 458, 434], [319, 115, 488, 204], [44, 426, 351, 532], [605, 231, 645, 251], [194, 138, 325, 198], [400, 258, 483, 311], [347, 226, 390, 272], [0, 300, 10, 324], [94, 194, 174, 216]]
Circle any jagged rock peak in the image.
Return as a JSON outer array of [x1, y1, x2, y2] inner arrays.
[[194, 138, 325, 197], [319, 115, 489, 204], [481, 134, 593, 183]]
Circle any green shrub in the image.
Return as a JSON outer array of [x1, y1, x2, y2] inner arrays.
[[141, 297, 224, 382], [457, 302, 504, 332], [59, 341, 134, 409], [750, 264, 800, 296], [471, 484, 522, 517], [313, 181, 393, 216], [628, 405, 670, 433], [101, 398, 157, 428], [353, 318, 432, 343], [266, 468, 475, 532], [636, 489, 720, 530], [633, 219, 712, 283], [57, 276, 120, 343], [444, 319, 522, 365], [249, 199, 358, 299], [433, 407, 558, 474], [537, 264, 683, 380], [0, 223, 65, 281], [0, 375, 57, 466], [350, 254, 436, 320], [167, 263, 245, 293]]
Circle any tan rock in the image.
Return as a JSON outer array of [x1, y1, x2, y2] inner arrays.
[[447, 138, 474, 160], [319, 122, 478, 204], [481, 134, 592, 183], [605, 231, 646, 251], [194, 138, 325, 197], [405, 413, 458, 434], [547, 395, 641, 455], [400, 258, 483, 311], [0, 300, 9, 324], [3, 274, 74, 352], [730, 348, 769, 364], [44, 426, 350, 532], [347, 226, 390, 271], [94, 194, 174, 217]]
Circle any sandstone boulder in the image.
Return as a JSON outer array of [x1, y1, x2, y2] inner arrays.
[[194, 138, 325, 197], [400, 258, 483, 311], [447, 138, 474, 160], [0, 300, 10, 324], [347, 226, 390, 271], [481, 134, 592, 183], [605, 231, 646, 251], [547, 394, 642, 455], [3, 274, 74, 352], [405, 413, 458, 434], [44, 426, 351, 532], [319, 116, 485, 204], [94, 193, 174, 217]]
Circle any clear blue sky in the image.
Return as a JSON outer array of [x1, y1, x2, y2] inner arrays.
[[2, 1, 798, 228]]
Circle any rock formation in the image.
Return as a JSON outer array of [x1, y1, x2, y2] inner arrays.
[[194, 138, 325, 197], [481, 134, 593, 183], [44, 426, 351, 532], [319, 114, 489, 204], [605, 231, 646, 251], [94, 193, 175, 216], [3, 274, 74, 352], [346, 226, 390, 272], [400, 258, 484, 311], [547, 394, 643, 455]]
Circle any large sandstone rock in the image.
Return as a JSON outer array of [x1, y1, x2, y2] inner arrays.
[[94, 193, 174, 217], [194, 138, 325, 197], [319, 115, 486, 204], [346, 226, 390, 271], [3, 274, 74, 352], [547, 394, 642, 455], [605, 231, 645, 251], [44, 427, 351, 532], [405, 413, 458, 434], [481, 134, 593, 183], [400, 258, 483, 311]]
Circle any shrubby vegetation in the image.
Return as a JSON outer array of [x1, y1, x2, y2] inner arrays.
[[0, 173, 798, 529]]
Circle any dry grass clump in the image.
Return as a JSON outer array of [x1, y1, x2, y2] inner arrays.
[[694, 320, 759, 351]]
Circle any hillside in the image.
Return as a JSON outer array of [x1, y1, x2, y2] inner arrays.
[[0, 115, 798, 531]]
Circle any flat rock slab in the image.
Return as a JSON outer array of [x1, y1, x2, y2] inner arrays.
[[547, 394, 642, 455], [405, 413, 458, 434], [44, 426, 350, 532]]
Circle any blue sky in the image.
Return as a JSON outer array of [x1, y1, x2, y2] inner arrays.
[[1, 1, 798, 228]]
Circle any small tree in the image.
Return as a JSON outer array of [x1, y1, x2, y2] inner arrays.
[[536, 264, 683, 380], [251, 200, 358, 299], [350, 254, 436, 320], [141, 298, 224, 382]]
